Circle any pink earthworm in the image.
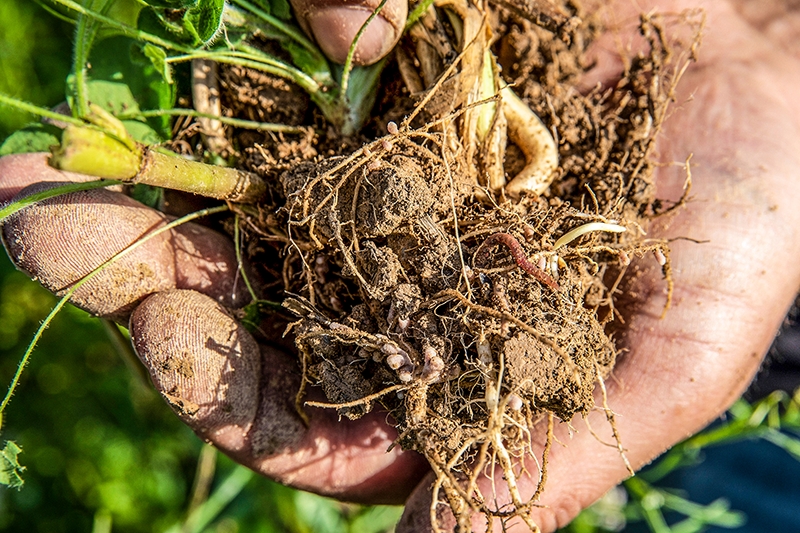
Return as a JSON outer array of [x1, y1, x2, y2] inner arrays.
[[473, 233, 559, 291]]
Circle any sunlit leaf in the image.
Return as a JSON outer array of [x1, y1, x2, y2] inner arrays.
[[0, 123, 61, 156], [184, 0, 225, 45], [140, 43, 173, 84], [0, 440, 25, 489]]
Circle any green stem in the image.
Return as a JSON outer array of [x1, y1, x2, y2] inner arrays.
[[0, 93, 87, 127], [406, 0, 436, 29], [233, 215, 258, 302], [0, 179, 121, 223], [118, 108, 304, 133], [51, 124, 266, 202], [51, 0, 194, 53], [181, 466, 254, 533], [339, 0, 389, 107], [138, 149, 265, 202], [167, 50, 319, 96], [72, 0, 100, 118], [230, 0, 320, 57]]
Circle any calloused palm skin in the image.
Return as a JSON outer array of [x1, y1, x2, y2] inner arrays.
[[2, 0, 800, 530], [401, 0, 800, 530]]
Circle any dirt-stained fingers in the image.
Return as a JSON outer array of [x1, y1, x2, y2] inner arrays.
[[289, 0, 407, 65], [131, 289, 429, 503], [0, 153, 248, 321]]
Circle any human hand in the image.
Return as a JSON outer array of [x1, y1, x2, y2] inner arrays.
[[397, 0, 800, 529], [0, 152, 429, 503], [4, 0, 800, 530], [288, 0, 408, 65]]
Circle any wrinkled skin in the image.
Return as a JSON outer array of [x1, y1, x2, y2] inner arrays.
[[2, 0, 800, 530], [288, 0, 408, 65]]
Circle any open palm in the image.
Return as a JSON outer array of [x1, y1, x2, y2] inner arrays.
[[2, 0, 800, 531]]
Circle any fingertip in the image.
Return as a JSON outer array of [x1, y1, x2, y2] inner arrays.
[[0, 152, 100, 204], [308, 7, 397, 65], [290, 0, 407, 65], [131, 290, 262, 446]]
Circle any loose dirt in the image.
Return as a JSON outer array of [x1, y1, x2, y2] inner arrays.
[[184, 2, 701, 529]]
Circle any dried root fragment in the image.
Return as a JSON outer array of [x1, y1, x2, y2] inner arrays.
[[192, 58, 232, 155]]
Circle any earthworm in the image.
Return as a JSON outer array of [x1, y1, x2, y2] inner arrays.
[[473, 233, 559, 291]]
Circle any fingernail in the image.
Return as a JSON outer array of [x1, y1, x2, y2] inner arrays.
[[307, 6, 396, 65]]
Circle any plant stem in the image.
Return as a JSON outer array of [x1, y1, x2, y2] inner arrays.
[[72, 2, 95, 118], [50, 124, 266, 202], [406, 0, 436, 29], [339, 0, 389, 106], [139, 149, 265, 202], [0, 93, 87, 127], [118, 108, 304, 133], [167, 50, 319, 96], [234, 215, 258, 302], [230, 0, 320, 57], [178, 466, 254, 533], [0, 179, 121, 223], [52, 0, 194, 53]]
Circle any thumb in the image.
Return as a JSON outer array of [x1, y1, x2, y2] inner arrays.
[[289, 0, 407, 65], [130, 289, 430, 503]]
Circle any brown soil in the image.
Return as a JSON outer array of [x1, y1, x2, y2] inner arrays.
[[194, 2, 701, 529]]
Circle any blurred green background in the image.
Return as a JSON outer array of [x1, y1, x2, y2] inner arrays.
[[0, 1, 401, 531]]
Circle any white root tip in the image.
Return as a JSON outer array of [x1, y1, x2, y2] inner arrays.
[[507, 393, 523, 411], [387, 353, 405, 370], [654, 249, 667, 266], [396, 318, 410, 333], [553, 222, 627, 251], [381, 139, 393, 151], [387, 121, 398, 134], [501, 85, 559, 199], [398, 365, 414, 383]]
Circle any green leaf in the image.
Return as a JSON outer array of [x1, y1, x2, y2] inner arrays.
[[100, 0, 146, 37], [130, 183, 164, 208], [249, 0, 292, 19], [88, 36, 176, 139], [142, 0, 198, 8], [0, 123, 61, 156], [184, 0, 225, 45], [282, 39, 335, 87], [141, 43, 173, 84], [0, 441, 26, 489], [268, 0, 292, 21], [136, 6, 193, 45]]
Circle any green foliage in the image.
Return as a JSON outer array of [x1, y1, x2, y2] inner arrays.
[[0, 440, 26, 489], [0, 1, 72, 139], [0, 124, 62, 157], [560, 390, 800, 533], [81, 35, 176, 141]]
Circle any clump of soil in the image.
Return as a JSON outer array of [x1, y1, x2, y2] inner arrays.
[[205, 2, 701, 530]]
